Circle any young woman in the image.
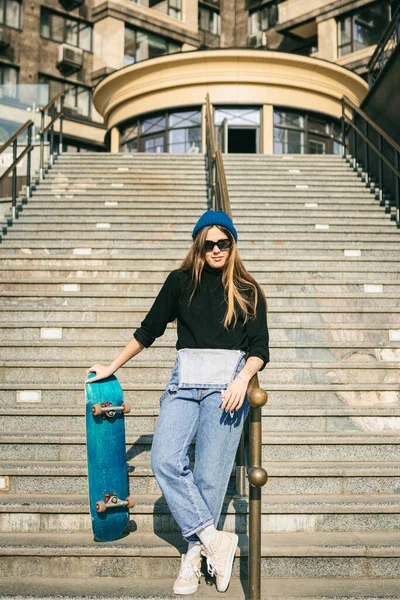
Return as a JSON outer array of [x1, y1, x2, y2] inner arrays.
[[86, 209, 269, 595]]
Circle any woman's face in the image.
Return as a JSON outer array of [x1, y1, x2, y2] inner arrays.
[[204, 226, 231, 269]]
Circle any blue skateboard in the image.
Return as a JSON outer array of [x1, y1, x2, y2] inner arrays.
[[85, 372, 135, 542]]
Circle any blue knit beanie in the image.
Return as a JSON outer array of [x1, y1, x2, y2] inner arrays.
[[192, 210, 238, 242]]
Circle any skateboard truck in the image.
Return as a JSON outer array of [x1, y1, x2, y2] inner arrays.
[[96, 493, 136, 513], [92, 402, 131, 419]]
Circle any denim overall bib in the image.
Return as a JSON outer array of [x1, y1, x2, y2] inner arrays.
[[151, 347, 251, 543]]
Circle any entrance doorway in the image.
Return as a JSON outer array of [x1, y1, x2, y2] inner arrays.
[[214, 106, 261, 153], [228, 128, 257, 153]]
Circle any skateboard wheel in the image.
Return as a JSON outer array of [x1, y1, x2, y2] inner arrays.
[[92, 404, 103, 416], [96, 501, 107, 513], [122, 403, 131, 414], [126, 496, 136, 508]]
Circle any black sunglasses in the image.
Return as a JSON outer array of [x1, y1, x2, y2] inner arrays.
[[204, 238, 232, 253]]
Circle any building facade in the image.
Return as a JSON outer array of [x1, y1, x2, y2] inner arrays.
[[0, 0, 398, 152]]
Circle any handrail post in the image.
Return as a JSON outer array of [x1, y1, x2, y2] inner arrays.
[[26, 124, 32, 201], [248, 382, 268, 600], [49, 103, 55, 167], [341, 98, 346, 159], [365, 120, 369, 186], [59, 114, 64, 156], [40, 109, 45, 180], [12, 138, 17, 220], [395, 150, 399, 227], [378, 134, 383, 204], [352, 108, 357, 170]]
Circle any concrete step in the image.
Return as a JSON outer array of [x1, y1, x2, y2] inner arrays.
[[1, 340, 399, 361], [2, 382, 399, 407], [1, 492, 400, 534], [1, 430, 400, 462], [2, 404, 400, 433], [1, 306, 400, 326], [2, 360, 400, 385], [1, 575, 400, 600], [3, 278, 399, 293], [2, 290, 400, 310], [3, 223, 397, 234], [0, 531, 399, 579], [2, 458, 400, 498]]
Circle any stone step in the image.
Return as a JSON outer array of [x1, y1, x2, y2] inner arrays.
[[2, 321, 397, 342], [2, 458, 400, 497], [41, 173, 369, 183], [1, 406, 400, 435], [1, 429, 400, 462], [1, 340, 399, 361], [1, 254, 399, 269], [22, 190, 377, 199], [1, 303, 399, 324], [2, 382, 398, 407], [3, 223, 396, 234], [2, 361, 400, 385], [1, 492, 400, 534], [1, 575, 400, 600], [3, 291, 399, 310], [4, 278, 400, 293], [0, 531, 399, 579], [13, 208, 388, 219]]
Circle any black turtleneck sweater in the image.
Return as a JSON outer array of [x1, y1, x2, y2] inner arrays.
[[133, 262, 270, 371]]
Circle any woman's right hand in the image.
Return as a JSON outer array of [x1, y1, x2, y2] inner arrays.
[[85, 364, 115, 384]]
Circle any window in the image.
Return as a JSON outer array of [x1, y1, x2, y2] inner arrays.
[[249, 1, 279, 35], [119, 108, 202, 153], [124, 26, 181, 65], [39, 74, 91, 118], [0, 0, 21, 28], [131, 0, 181, 19], [274, 109, 342, 155], [40, 8, 92, 51], [0, 63, 18, 97], [337, 1, 390, 57], [199, 5, 220, 35]]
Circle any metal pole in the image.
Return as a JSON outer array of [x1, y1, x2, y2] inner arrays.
[[49, 103, 55, 167], [378, 134, 383, 203], [59, 115, 64, 155], [26, 124, 32, 201], [352, 108, 357, 170], [12, 138, 17, 220], [365, 120, 369, 186], [395, 150, 399, 227], [341, 98, 346, 159], [40, 109, 45, 180]]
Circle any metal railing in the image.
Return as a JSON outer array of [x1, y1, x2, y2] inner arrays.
[[39, 92, 65, 179], [340, 95, 400, 228], [368, 4, 400, 87], [205, 93, 269, 600], [0, 120, 34, 221]]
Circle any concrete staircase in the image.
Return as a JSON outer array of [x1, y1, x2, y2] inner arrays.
[[0, 152, 399, 599]]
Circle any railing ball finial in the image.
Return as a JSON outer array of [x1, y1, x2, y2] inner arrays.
[[248, 387, 268, 408], [248, 466, 268, 488]]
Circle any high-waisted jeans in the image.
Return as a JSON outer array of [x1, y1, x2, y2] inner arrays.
[[150, 348, 250, 543]]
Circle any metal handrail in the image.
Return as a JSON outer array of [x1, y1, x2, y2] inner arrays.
[[39, 92, 65, 179], [341, 95, 400, 227], [0, 120, 34, 221], [368, 4, 400, 86], [204, 93, 269, 600]]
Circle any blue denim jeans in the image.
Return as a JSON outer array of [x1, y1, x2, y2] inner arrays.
[[150, 349, 250, 543]]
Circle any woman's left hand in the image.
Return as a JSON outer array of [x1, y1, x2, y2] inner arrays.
[[220, 376, 248, 412]]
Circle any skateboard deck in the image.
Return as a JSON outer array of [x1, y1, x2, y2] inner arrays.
[[85, 372, 135, 542]]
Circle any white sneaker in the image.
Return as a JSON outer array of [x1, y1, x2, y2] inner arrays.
[[173, 552, 202, 595], [200, 530, 238, 592]]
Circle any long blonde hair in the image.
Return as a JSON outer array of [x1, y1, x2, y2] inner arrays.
[[179, 225, 268, 329]]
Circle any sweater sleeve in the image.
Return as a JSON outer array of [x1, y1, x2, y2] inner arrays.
[[133, 270, 181, 348], [245, 286, 270, 371]]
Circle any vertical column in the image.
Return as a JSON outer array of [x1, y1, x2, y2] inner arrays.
[[201, 103, 207, 154], [262, 105, 274, 154], [110, 127, 120, 153]]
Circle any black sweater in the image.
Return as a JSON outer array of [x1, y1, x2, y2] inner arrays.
[[133, 262, 270, 371]]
